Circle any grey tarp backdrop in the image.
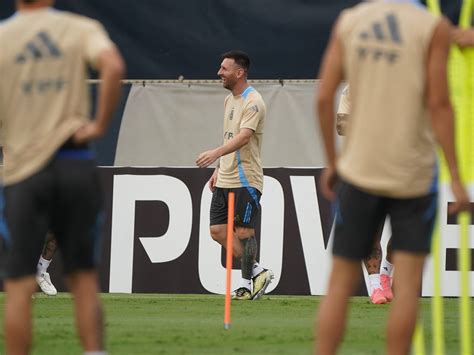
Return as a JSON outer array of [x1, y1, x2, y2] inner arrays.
[[115, 82, 329, 167]]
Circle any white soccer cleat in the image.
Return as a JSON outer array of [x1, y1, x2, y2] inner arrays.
[[36, 272, 57, 296], [251, 269, 274, 300]]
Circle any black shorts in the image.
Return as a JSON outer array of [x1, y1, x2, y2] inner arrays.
[[210, 187, 261, 228], [4, 150, 103, 279], [333, 181, 437, 259]]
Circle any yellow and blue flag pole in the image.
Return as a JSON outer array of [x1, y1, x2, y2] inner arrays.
[[455, 2, 473, 355], [427, 1, 473, 355]]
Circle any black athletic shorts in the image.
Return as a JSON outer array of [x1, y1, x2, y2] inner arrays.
[[3, 144, 103, 279], [210, 187, 261, 228], [333, 180, 437, 259]]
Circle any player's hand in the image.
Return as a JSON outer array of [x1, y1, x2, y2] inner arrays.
[[448, 179, 470, 214], [196, 149, 220, 168], [208, 169, 218, 192], [320, 166, 338, 201], [451, 28, 474, 48], [73, 122, 105, 144]]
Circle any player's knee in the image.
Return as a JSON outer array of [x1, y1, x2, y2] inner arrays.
[[210, 225, 225, 243], [235, 227, 253, 240]]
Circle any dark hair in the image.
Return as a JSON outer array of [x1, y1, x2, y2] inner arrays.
[[23, 0, 39, 3], [221, 50, 250, 72]]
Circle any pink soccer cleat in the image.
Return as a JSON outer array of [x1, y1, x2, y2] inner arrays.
[[380, 274, 393, 302], [370, 288, 388, 304]]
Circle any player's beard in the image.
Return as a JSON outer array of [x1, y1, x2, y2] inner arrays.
[[222, 77, 236, 91]]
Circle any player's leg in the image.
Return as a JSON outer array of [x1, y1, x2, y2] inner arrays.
[[234, 227, 273, 300], [209, 188, 243, 258], [67, 271, 104, 352], [380, 237, 394, 301], [3, 168, 52, 354], [234, 187, 273, 300], [52, 156, 105, 353], [233, 226, 255, 300], [386, 251, 425, 355], [209, 187, 267, 299], [316, 256, 361, 355], [385, 192, 436, 355], [316, 181, 386, 354], [36, 232, 58, 296], [209, 187, 250, 300], [210, 224, 243, 258], [4, 277, 38, 354]]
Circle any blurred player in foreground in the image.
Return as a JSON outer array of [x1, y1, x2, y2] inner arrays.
[[0, 0, 124, 354], [315, 1, 469, 354]]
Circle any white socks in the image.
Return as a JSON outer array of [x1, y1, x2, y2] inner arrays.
[[240, 262, 264, 290], [369, 274, 382, 290], [252, 262, 264, 277], [380, 259, 394, 277], [37, 256, 51, 274], [240, 278, 252, 290], [84, 352, 107, 355]]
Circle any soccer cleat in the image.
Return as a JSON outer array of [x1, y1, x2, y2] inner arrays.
[[251, 269, 274, 300], [36, 272, 57, 296], [370, 288, 387, 304], [232, 287, 252, 300], [380, 274, 393, 302]]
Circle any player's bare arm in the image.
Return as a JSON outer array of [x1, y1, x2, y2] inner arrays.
[[74, 47, 125, 143], [317, 19, 344, 200], [426, 18, 470, 213], [196, 128, 253, 168]]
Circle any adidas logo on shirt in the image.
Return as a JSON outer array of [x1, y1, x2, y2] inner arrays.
[[15, 31, 62, 64], [359, 13, 402, 44], [357, 13, 402, 64]]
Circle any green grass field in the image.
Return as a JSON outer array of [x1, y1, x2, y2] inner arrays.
[[0, 293, 468, 354]]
